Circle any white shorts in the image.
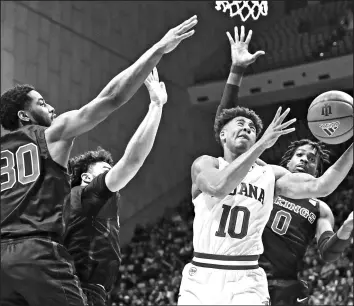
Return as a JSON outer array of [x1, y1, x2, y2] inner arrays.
[[178, 253, 270, 305]]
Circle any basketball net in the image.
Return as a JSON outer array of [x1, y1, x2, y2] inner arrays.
[[215, 1, 268, 22]]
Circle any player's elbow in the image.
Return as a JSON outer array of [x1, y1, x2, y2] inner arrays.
[[307, 179, 330, 198], [320, 189, 331, 198], [314, 184, 331, 198]]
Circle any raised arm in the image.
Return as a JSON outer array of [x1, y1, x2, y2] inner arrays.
[[45, 16, 198, 143], [216, 26, 265, 166], [215, 26, 264, 119], [105, 69, 166, 192], [193, 107, 295, 199], [274, 143, 353, 198]]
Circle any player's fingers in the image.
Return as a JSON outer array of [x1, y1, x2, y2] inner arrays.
[[178, 30, 195, 40], [272, 107, 282, 123], [176, 15, 197, 31], [280, 127, 296, 135], [148, 71, 155, 81], [234, 26, 239, 42], [245, 29, 253, 44], [240, 25, 245, 42], [277, 108, 291, 124], [226, 31, 234, 44], [178, 18, 198, 34], [252, 50, 265, 59], [160, 82, 166, 91], [145, 73, 152, 83], [278, 118, 296, 130], [153, 67, 159, 82]]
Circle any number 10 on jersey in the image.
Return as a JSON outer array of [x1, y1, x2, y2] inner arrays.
[[215, 204, 250, 239]]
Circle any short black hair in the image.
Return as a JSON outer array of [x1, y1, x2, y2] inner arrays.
[[214, 106, 264, 144], [280, 139, 331, 176], [69, 146, 114, 188], [0, 84, 35, 131]]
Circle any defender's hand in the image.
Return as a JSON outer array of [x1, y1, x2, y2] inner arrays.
[[156, 15, 198, 54], [259, 107, 296, 149], [144, 68, 167, 106], [338, 212, 353, 239], [226, 25, 265, 67]]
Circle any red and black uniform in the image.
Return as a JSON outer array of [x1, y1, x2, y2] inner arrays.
[[1, 125, 87, 306], [63, 171, 121, 306], [259, 196, 320, 305]]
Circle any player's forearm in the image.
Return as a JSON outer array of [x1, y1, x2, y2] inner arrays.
[[212, 140, 267, 197], [123, 103, 163, 164], [318, 230, 352, 262], [315, 143, 353, 197], [215, 65, 244, 120], [96, 44, 165, 107]]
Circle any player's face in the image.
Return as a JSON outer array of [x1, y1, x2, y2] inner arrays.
[[221, 116, 257, 154], [287, 144, 319, 177], [22, 90, 56, 127]]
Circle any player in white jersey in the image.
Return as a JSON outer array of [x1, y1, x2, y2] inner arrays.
[[178, 25, 354, 306], [179, 107, 352, 305], [192, 157, 275, 257], [178, 106, 296, 305]]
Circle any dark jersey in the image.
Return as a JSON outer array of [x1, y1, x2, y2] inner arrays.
[[259, 195, 321, 280], [1, 125, 69, 240], [63, 171, 121, 293]]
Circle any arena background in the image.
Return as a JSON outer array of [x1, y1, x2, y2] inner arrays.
[[1, 1, 353, 305]]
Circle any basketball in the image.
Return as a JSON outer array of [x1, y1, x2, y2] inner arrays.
[[307, 90, 353, 144]]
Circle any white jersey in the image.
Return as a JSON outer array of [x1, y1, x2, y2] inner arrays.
[[192, 157, 275, 256]]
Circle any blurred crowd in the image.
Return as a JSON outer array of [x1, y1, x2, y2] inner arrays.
[[303, 174, 353, 305], [108, 174, 353, 306]]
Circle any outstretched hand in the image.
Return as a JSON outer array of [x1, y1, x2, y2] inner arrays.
[[144, 67, 167, 106], [226, 25, 265, 67], [156, 15, 198, 54], [259, 107, 296, 149], [340, 211, 353, 237]]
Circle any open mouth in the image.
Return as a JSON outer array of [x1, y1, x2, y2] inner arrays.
[[295, 165, 307, 172], [237, 134, 250, 140]]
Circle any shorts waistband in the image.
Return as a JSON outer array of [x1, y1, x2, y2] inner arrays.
[[191, 252, 259, 270]]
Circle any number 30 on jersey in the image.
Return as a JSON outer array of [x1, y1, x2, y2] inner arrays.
[[1, 143, 40, 192]]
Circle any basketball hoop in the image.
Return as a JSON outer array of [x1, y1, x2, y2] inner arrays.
[[215, 1, 268, 22]]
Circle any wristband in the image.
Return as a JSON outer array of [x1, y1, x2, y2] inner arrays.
[[231, 65, 247, 74]]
